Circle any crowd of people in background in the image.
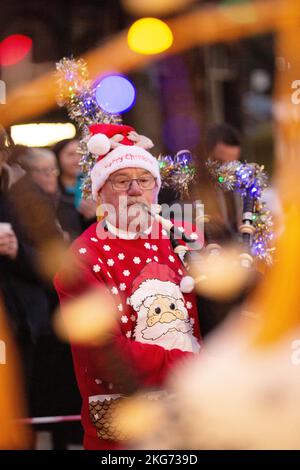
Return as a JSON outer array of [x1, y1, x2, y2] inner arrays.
[[0, 127, 96, 448], [0, 122, 280, 449]]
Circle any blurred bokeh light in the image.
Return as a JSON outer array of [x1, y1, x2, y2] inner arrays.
[[220, 0, 257, 24], [190, 248, 250, 301], [127, 18, 173, 55], [53, 288, 116, 345], [11, 123, 76, 147], [113, 393, 166, 444], [122, 0, 197, 17], [0, 34, 32, 66], [0, 302, 30, 449], [95, 75, 136, 114]]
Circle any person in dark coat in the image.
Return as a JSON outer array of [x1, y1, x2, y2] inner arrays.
[[195, 123, 243, 241], [191, 124, 257, 337], [0, 132, 82, 448], [12, 143, 83, 447]]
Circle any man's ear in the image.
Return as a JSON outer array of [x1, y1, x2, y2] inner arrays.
[[97, 191, 102, 205], [96, 191, 105, 222]]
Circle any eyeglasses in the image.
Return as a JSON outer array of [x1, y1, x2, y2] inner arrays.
[[30, 167, 60, 176], [108, 175, 156, 191]]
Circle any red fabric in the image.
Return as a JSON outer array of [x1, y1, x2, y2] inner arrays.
[[131, 261, 180, 293], [54, 221, 201, 450], [89, 123, 135, 142]]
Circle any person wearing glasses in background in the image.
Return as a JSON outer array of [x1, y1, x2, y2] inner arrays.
[[25, 148, 60, 195], [54, 123, 202, 450], [17, 146, 69, 239], [0, 132, 65, 430]]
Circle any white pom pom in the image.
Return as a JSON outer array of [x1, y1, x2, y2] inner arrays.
[[87, 133, 111, 155], [180, 275, 195, 293]]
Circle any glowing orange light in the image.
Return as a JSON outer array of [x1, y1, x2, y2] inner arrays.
[[122, 0, 196, 17]]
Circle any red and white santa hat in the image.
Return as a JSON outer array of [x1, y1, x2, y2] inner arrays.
[[130, 262, 184, 311], [87, 123, 161, 200]]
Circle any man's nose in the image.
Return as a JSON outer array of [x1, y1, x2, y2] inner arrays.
[[127, 180, 143, 196]]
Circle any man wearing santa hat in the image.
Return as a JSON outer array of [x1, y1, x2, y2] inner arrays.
[[54, 123, 202, 450]]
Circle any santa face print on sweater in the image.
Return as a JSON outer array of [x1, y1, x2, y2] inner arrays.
[[129, 263, 200, 353], [54, 221, 202, 447]]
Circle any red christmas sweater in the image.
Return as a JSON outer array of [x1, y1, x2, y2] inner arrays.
[[54, 220, 202, 450]]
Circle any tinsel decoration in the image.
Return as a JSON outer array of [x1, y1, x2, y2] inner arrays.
[[206, 159, 274, 265], [158, 150, 196, 198], [56, 57, 121, 199], [56, 58, 196, 200]]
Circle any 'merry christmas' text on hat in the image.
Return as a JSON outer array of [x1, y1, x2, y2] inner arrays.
[[87, 123, 161, 200]]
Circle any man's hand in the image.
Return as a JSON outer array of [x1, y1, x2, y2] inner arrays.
[[78, 199, 96, 220], [0, 224, 19, 259]]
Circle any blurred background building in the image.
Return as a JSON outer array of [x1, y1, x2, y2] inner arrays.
[[0, 0, 275, 173]]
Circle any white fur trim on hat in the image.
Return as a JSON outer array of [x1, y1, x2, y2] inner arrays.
[[87, 133, 111, 155], [91, 145, 161, 200], [130, 279, 183, 311]]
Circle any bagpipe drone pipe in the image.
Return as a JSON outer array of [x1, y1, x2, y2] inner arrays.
[[141, 202, 262, 338]]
